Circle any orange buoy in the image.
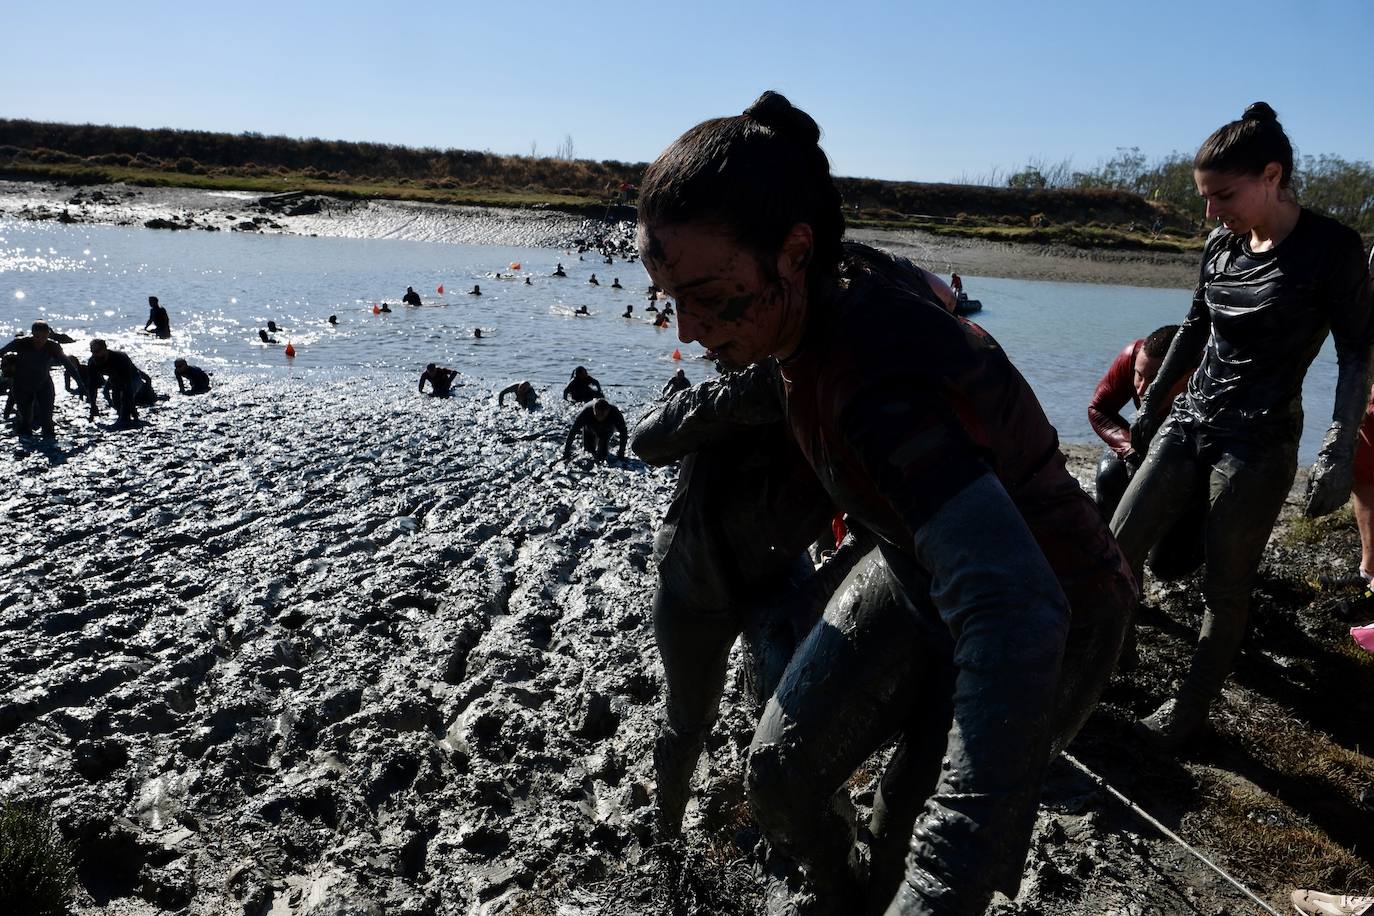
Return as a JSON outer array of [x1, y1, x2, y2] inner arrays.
[[671, 348, 682, 361], [372, 304, 381, 315], [509, 262, 521, 270], [284, 342, 296, 358], [437, 284, 445, 295]]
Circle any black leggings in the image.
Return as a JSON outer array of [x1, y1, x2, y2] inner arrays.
[[1096, 448, 1206, 581]]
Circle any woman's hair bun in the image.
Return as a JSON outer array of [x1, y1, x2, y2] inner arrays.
[[744, 90, 820, 145], [1242, 102, 1278, 123]]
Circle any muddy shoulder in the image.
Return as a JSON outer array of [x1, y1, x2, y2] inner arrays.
[[2, 390, 1370, 916]]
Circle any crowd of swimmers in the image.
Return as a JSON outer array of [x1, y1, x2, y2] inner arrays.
[[8, 92, 1374, 916]]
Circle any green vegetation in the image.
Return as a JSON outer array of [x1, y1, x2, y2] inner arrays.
[[0, 799, 75, 916]]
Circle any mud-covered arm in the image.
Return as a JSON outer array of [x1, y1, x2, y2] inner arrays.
[[611, 408, 628, 457], [1132, 276, 1211, 453], [834, 384, 1069, 916], [630, 362, 784, 466], [562, 410, 588, 460], [1305, 237, 1374, 517], [1088, 344, 1137, 459]]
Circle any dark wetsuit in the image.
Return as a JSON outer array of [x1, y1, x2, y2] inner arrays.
[[562, 374, 604, 403], [175, 364, 211, 394], [498, 382, 538, 410], [1090, 339, 1202, 579], [145, 304, 171, 338], [1, 337, 79, 435], [743, 244, 1133, 914], [563, 404, 628, 460], [89, 350, 148, 423], [419, 367, 458, 396], [661, 374, 691, 398], [1113, 209, 1374, 729], [402, 289, 423, 307]]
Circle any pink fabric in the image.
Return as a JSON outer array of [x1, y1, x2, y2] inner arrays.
[[1352, 625, 1374, 653]]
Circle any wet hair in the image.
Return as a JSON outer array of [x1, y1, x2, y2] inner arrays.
[[639, 90, 845, 291], [1143, 325, 1180, 359], [1194, 102, 1294, 189], [31, 321, 50, 336]]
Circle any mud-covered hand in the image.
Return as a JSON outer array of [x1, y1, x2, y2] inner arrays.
[[1129, 404, 1161, 456], [1305, 424, 1356, 518]]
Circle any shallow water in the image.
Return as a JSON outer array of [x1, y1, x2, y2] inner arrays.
[[0, 220, 1341, 461]]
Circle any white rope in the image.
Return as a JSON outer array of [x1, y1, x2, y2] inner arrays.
[[1061, 752, 1284, 916]]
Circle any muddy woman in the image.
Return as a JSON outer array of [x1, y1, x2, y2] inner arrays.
[[636, 90, 1135, 916], [1112, 103, 1374, 749]]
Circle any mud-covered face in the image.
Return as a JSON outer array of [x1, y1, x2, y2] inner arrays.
[[1133, 349, 1162, 401], [1194, 167, 1281, 236], [637, 221, 808, 366]]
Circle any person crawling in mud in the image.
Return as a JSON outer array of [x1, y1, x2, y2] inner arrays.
[[418, 363, 458, 397], [661, 368, 690, 397], [1, 320, 86, 438], [498, 380, 539, 410], [637, 90, 1134, 916], [174, 358, 212, 394], [87, 339, 151, 427], [1089, 324, 1204, 583], [1113, 104, 1374, 750], [402, 286, 423, 307], [144, 296, 171, 339], [562, 365, 604, 403], [562, 398, 626, 461]]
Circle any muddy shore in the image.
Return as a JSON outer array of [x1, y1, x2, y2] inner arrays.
[[0, 180, 1196, 288]]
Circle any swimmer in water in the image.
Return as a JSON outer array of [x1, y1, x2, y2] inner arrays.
[[646, 301, 659, 313], [474, 328, 483, 339], [525, 277, 532, 286], [588, 274, 600, 286], [553, 263, 567, 277], [622, 305, 634, 319], [612, 278, 623, 289], [258, 329, 278, 344], [662, 303, 675, 316], [328, 315, 338, 325], [574, 305, 590, 316], [267, 320, 281, 333], [402, 286, 422, 307], [469, 285, 481, 296], [653, 312, 670, 328], [380, 303, 392, 313]]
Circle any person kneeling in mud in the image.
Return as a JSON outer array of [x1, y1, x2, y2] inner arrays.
[[418, 363, 458, 397], [638, 92, 1133, 915], [632, 359, 858, 843], [174, 358, 212, 394], [87, 339, 152, 427], [498, 380, 539, 410], [562, 398, 627, 461]]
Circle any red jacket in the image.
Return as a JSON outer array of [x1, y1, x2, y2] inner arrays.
[[1089, 339, 1189, 458]]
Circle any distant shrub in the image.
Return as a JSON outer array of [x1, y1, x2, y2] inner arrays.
[[173, 157, 201, 174], [0, 799, 75, 916]]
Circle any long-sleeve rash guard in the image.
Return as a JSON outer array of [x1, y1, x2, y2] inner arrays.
[[776, 244, 1131, 907], [1145, 209, 1374, 449], [1089, 339, 1190, 459], [564, 403, 628, 458]]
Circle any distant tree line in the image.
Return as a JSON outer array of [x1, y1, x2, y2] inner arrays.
[[989, 147, 1374, 233]]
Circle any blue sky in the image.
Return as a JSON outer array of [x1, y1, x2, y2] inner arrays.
[[5, 0, 1370, 183]]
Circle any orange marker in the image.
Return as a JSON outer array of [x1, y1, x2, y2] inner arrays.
[[372, 304, 381, 315], [509, 262, 521, 270], [671, 348, 682, 361], [437, 284, 444, 295], [284, 342, 296, 358]]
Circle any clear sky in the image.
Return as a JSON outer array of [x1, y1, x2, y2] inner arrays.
[[5, 0, 1370, 183]]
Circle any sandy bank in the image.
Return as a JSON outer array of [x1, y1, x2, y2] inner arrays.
[[0, 180, 1197, 288]]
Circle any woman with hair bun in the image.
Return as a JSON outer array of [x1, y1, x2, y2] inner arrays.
[[637, 90, 1134, 916], [1114, 103, 1374, 748]]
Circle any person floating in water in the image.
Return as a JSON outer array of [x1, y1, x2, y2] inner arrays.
[[653, 312, 670, 328], [174, 358, 212, 394], [380, 302, 392, 313], [144, 296, 171, 339], [418, 363, 458, 397], [622, 305, 634, 319], [88, 339, 152, 427], [1, 321, 86, 437], [661, 303, 674, 317], [473, 328, 483, 339], [469, 285, 481, 296], [498, 380, 539, 410], [267, 320, 281, 333], [661, 368, 690, 397], [328, 314, 338, 325], [563, 365, 604, 403], [258, 329, 278, 344], [646, 301, 659, 313], [603, 255, 613, 265], [524, 276, 532, 286], [553, 263, 567, 277], [562, 398, 627, 461], [574, 305, 590, 316], [611, 278, 623, 289], [402, 286, 423, 307], [588, 274, 600, 286]]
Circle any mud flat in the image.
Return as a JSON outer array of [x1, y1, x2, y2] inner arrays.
[[2, 372, 1372, 915], [1, 179, 1194, 288]]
